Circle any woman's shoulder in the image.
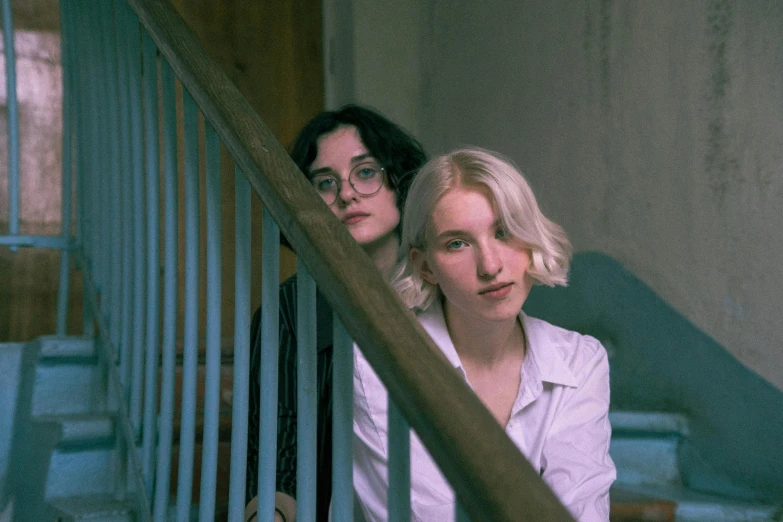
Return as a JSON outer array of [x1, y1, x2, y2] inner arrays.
[[523, 314, 608, 378]]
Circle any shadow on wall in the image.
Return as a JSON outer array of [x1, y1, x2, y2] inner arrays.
[[523, 252, 783, 505]]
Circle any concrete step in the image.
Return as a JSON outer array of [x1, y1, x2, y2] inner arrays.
[[613, 484, 781, 521], [34, 412, 116, 447], [609, 411, 690, 436], [46, 443, 129, 498], [49, 494, 136, 521], [32, 358, 107, 416], [609, 411, 689, 487], [35, 335, 96, 360]]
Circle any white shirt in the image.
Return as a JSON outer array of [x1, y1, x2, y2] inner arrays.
[[352, 299, 616, 522]]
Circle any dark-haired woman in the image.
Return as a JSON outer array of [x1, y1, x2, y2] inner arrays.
[[245, 105, 426, 522]]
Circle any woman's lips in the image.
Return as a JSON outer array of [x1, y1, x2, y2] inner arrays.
[[479, 282, 513, 299], [343, 213, 369, 225]]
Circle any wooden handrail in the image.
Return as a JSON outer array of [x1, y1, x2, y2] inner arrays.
[[127, 1, 575, 520]]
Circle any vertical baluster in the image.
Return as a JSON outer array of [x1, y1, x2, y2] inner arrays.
[[115, 0, 135, 497], [79, 1, 96, 337], [388, 400, 410, 522], [296, 265, 317, 522], [228, 165, 251, 521], [153, 58, 179, 522], [332, 317, 353, 520], [141, 30, 161, 499], [101, 0, 123, 353], [117, 0, 134, 400], [86, 0, 102, 334], [257, 207, 280, 521], [56, 0, 73, 335], [1, 0, 19, 252], [71, 0, 86, 274], [80, 1, 98, 311], [456, 503, 471, 522], [94, 0, 110, 322], [126, 3, 147, 440], [199, 121, 222, 521], [176, 89, 200, 522], [85, 1, 101, 308]]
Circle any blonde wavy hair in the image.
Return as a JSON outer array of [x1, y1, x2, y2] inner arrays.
[[392, 147, 572, 311]]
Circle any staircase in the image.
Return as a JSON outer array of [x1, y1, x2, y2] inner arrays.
[[608, 411, 781, 521], [2, 336, 138, 521], [4, 336, 782, 521]]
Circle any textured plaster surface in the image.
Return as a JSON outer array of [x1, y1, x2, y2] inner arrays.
[[353, 0, 783, 390]]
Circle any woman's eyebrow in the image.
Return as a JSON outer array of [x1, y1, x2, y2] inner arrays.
[[308, 166, 334, 177], [350, 153, 374, 164], [308, 154, 375, 178], [435, 229, 470, 241]]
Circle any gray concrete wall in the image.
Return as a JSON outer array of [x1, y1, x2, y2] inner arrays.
[[347, 0, 783, 391]]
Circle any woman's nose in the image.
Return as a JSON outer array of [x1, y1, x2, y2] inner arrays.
[[335, 177, 357, 204], [477, 245, 502, 278]]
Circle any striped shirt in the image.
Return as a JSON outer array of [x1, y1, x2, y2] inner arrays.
[[247, 274, 335, 521]]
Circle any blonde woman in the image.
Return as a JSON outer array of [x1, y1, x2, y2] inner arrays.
[[352, 148, 615, 521]]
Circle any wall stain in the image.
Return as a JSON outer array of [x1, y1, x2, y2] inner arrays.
[[598, 0, 616, 231], [705, 0, 742, 203], [599, 0, 612, 114]]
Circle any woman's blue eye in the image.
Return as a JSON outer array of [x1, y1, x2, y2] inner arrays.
[[446, 239, 466, 250], [356, 166, 379, 180], [314, 177, 337, 192], [496, 228, 507, 239]]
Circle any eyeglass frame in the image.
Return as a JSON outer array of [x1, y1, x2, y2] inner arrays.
[[308, 160, 388, 206]]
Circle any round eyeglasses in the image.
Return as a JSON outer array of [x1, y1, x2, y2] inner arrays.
[[310, 160, 386, 206]]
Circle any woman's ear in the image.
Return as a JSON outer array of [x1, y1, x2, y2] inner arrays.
[[410, 248, 437, 285]]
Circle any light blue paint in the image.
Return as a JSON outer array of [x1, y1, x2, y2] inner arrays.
[[524, 251, 783, 504], [388, 399, 410, 522], [455, 503, 471, 522], [257, 207, 280, 521], [117, 0, 134, 398], [141, 30, 161, 499], [153, 57, 179, 522], [332, 317, 353, 521], [610, 436, 682, 487], [94, 0, 111, 320], [609, 411, 690, 436], [176, 90, 200, 522], [199, 121, 222, 522], [227, 166, 251, 522], [49, 495, 136, 522], [0, 235, 72, 249], [0, 343, 24, 507], [126, 3, 147, 441], [101, 0, 123, 355], [56, 0, 74, 337], [297, 264, 318, 522], [2, 0, 20, 252]]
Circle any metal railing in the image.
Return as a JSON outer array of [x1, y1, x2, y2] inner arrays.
[[4, 0, 575, 520]]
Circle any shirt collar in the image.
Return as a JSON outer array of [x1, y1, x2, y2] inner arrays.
[[521, 313, 578, 388], [417, 299, 578, 388]]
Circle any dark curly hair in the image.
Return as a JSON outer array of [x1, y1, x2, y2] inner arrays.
[[289, 104, 427, 217]]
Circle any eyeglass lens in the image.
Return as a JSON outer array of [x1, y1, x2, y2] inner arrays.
[[311, 161, 385, 205]]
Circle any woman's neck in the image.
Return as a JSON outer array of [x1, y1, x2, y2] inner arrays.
[[364, 232, 400, 280], [443, 300, 526, 368]]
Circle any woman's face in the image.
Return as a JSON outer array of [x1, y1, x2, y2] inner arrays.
[[412, 185, 532, 326], [308, 125, 401, 252]]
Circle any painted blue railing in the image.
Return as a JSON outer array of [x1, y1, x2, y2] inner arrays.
[[3, 0, 572, 521]]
